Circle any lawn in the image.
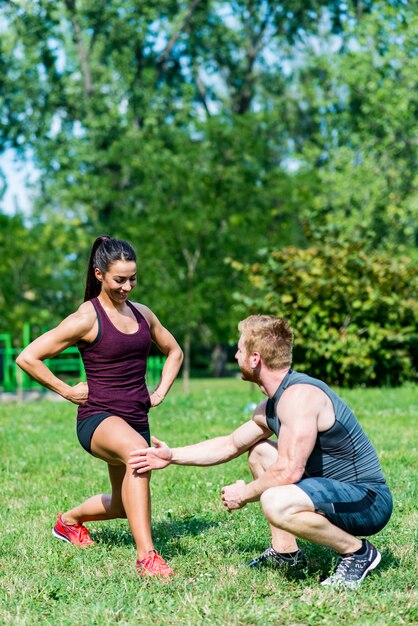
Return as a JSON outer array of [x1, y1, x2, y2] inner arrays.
[[0, 379, 416, 625]]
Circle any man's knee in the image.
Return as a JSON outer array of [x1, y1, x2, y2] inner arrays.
[[260, 485, 309, 525], [248, 440, 266, 465], [260, 487, 287, 523], [248, 439, 277, 471]]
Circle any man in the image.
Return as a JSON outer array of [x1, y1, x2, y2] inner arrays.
[[129, 315, 393, 587]]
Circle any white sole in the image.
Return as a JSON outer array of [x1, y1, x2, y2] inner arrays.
[[321, 549, 382, 587], [52, 528, 72, 544]]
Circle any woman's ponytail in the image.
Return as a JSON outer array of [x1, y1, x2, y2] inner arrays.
[[84, 235, 136, 301]]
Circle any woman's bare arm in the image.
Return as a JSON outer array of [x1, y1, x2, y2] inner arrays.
[[16, 304, 96, 404]]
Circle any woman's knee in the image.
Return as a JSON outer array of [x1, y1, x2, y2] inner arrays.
[[102, 493, 127, 518], [103, 436, 149, 465], [91, 416, 149, 463], [110, 503, 127, 518]]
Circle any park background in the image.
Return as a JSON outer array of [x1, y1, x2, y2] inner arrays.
[[0, 2, 417, 625], [0, 0, 417, 389]]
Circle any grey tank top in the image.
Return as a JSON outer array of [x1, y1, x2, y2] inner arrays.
[[266, 370, 386, 484]]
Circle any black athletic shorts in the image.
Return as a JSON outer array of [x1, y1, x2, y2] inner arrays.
[[297, 477, 393, 536], [76, 413, 151, 455]]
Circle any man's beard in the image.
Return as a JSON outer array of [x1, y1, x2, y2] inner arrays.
[[240, 363, 257, 383]]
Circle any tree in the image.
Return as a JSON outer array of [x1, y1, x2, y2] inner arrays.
[[1, 1, 417, 387], [231, 235, 418, 386], [287, 3, 418, 249], [0, 210, 88, 339], [0, 0, 303, 385]]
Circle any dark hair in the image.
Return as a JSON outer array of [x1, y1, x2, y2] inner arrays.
[[84, 235, 137, 301]]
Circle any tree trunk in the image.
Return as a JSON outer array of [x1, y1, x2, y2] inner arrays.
[[182, 328, 190, 394], [180, 244, 201, 394]]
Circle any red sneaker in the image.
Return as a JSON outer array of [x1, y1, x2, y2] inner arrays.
[[53, 514, 94, 547], [136, 550, 174, 578]]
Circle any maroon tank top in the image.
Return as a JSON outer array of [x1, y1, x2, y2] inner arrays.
[[77, 297, 152, 427]]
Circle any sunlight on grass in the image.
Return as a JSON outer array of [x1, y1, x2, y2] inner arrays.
[[0, 380, 416, 625]]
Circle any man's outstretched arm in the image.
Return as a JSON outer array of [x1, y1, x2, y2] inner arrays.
[[221, 385, 319, 510], [129, 401, 271, 472]]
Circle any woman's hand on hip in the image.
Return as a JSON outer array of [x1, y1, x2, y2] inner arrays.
[[67, 381, 89, 405]]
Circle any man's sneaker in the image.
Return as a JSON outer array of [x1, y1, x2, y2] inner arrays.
[[321, 539, 381, 588], [248, 546, 307, 570], [53, 514, 94, 547], [136, 550, 174, 578]]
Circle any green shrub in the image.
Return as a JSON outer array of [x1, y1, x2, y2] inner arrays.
[[232, 239, 418, 387]]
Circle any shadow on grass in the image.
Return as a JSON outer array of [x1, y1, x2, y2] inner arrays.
[[92, 516, 397, 583], [310, 546, 398, 578], [92, 514, 220, 553], [230, 540, 397, 581], [379, 549, 399, 572]]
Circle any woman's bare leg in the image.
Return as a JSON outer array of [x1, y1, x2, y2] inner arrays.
[[62, 464, 126, 523], [63, 416, 154, 560]]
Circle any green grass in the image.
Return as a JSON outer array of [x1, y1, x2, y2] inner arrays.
[[0, 380, 416, 625]]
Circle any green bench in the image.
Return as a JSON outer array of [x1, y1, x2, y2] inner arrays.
[[0, 340, 165, 393]]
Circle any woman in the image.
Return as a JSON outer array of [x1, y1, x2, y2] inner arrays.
[[16, 235, 183, 578]]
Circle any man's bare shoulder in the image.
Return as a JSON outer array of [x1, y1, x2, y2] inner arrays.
[[281, 383, 326, 405], [279, 383, 328, 423], [252, 398, 272, 431]]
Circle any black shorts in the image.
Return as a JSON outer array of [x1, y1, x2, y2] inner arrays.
[[76, 413, 151, 455], [297, 477, 393, 536]]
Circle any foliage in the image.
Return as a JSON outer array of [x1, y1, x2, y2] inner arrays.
[[0, 380, 416, 625], [293, 4, 418, 250], [0, 211, 88, 339], [0, 1, 417, 376], [232, 236, 418, 386]]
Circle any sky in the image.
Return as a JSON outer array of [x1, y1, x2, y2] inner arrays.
[[1, 150, 34, 215]]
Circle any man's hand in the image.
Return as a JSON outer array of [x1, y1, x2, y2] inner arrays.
[[129, 436, 173, 473], [221, 480, 248, 511]]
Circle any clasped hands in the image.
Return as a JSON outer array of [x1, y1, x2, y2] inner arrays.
[[129, 438, 248, 511], [221, 480, 248, 511]]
